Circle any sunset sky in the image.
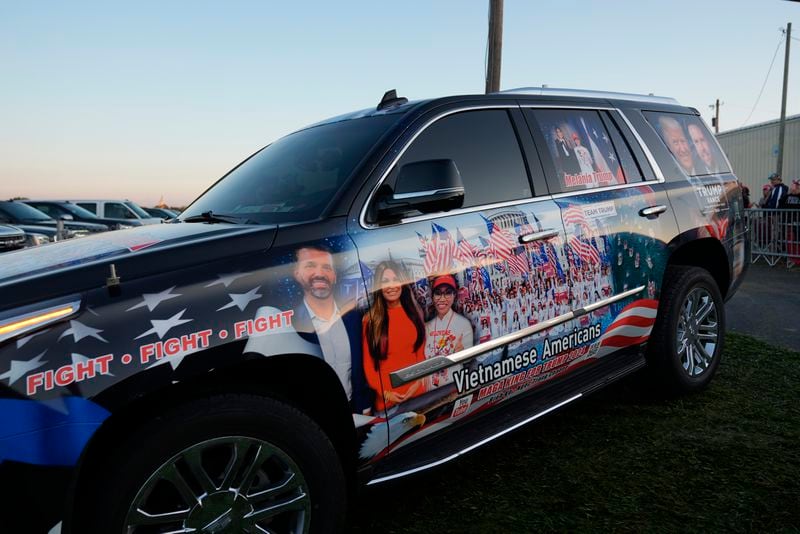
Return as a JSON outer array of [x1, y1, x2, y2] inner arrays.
[[2, 0, 798, 207]]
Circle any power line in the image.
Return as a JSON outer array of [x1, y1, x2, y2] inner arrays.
[[741, 39, 784, 127]]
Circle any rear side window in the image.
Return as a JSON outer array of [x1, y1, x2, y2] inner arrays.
[[643, 111, 730, 177], [77, 203, 97, 214], [386, 109, 532, 209], [528, 109, 632, 193]]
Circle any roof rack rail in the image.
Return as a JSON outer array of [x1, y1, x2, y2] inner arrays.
[[497, 87, 679, 105]]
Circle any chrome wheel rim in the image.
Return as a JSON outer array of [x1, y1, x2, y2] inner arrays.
[[676, 287, 719, 377], [125, 436, 311, 534]]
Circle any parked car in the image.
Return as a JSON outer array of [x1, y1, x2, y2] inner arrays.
[[23, 200, 138, 230], [70, 199, 163, 225], [0, 88, 748, 533], [0, 200, 106, 238], [143, 207, 179, 220], [0, 224, 26, 253]]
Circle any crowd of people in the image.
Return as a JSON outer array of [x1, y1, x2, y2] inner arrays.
[[746, 173, 800, 209]]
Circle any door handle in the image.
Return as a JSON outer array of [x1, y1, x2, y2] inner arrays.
[[519, 228, 560, 244], [639, 205, 667, 218]]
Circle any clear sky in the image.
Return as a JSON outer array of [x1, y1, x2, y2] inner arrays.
[[1, 0, 798, 207]]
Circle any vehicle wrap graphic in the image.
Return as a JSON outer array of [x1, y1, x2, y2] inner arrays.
[[0, 184, 673, 466], [349, 188, 672, 460]]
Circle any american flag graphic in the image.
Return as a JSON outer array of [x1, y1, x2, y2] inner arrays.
[[421, 223, 457, 275], [563, 205, 595, 237], [704, 216, 730, 240], [481, 215, 515, 261], [568, 235, 601, 265], [593, 299, 659, 359], [455, 229, 478, 266], [507, 246, 530, 275]]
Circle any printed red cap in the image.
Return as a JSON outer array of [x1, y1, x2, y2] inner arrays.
[[432, 274, 457, 291]]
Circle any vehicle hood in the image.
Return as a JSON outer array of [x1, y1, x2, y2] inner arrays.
[[14, 224, 59, 236], [64, 220, 110, 232], [0, 222, 276, 309], [0, 225, 24, 238]]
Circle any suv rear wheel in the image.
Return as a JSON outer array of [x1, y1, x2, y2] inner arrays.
[[647, 265, 725, 394], [76, 394, 346, 534]]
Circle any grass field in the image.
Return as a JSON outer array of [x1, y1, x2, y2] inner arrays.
[[351, 333, 800, 533]]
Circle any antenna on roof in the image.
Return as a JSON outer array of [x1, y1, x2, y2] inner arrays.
[[377, 89, 408, 111]]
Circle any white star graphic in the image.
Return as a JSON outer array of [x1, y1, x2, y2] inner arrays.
[[217, 286, 262, 312], [59, 320, 108, 343], [592, 128, 599, 139], [0, 351, 47, 385], [602, 133, 609, 143], [16, 329, 47, 348], [135, 309, 193, 340], [72, 353, 114, 376], [127, 286, 181, 312], [608, 152, 617, 162], [205, 272, 249, 288]]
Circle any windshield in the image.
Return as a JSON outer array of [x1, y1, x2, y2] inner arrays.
[[180, 115, 399, 225], [0, 202, 53, 221], [125, 201, 153, 219], [63, 203, 100, 219]]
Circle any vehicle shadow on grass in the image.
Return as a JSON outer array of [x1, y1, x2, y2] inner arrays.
[[349, 333, 800, 533]]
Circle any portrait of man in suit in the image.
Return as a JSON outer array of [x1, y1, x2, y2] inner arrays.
[[292, 244, 373, 413]]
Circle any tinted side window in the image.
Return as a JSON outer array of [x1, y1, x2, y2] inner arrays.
[[528, 109, 631, 193], [387, 110, 532, 209], [77, 203, 97, 214], [106, 203, 136, 219], [643, 111, 730, 177], [29, 203, 55, 217]]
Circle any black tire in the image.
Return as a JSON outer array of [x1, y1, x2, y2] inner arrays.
[[646, 265, 725, 394], [75, 394, 347, 534]]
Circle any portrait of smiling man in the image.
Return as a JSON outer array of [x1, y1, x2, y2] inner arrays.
[[292, 244, 373, 413]]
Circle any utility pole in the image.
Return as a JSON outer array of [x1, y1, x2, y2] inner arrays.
[[777, 22, 791, 178], [485, 0, 504, 94], [709, 99, 722, 133]]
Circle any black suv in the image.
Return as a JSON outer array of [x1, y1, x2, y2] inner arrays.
[[0, 88, 748, 533], [23, 200, 136, 230], [0, 200, 109, 237]]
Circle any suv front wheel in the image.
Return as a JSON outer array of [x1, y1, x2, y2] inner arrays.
[[76, 394, 347, 534], [647, 265, 725, 394]]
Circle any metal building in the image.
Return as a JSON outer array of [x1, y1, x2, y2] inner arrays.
[[716, 114, 800, 195]]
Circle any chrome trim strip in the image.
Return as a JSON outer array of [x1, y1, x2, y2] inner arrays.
[[519, 228, 560, 243], [499, 87, 679, 105], [0, 298, 82, 344], [390, 285, 645, 387], [549, 180, 653, 200], [615, 110, 667, 183], [393, 187, 463, 200], [366, 393, 583, 485]]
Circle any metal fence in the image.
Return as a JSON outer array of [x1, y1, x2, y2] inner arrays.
[[745, 208, 800, 267]]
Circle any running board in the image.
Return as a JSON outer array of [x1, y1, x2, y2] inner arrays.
[[365, 350, 646, 485]]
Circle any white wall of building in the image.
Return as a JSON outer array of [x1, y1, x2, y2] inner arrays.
[[716, 115, 800, 194]]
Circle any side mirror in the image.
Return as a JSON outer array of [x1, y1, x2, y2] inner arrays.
[[376, 159, 464, 222], [59, 214, 74, 221]]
